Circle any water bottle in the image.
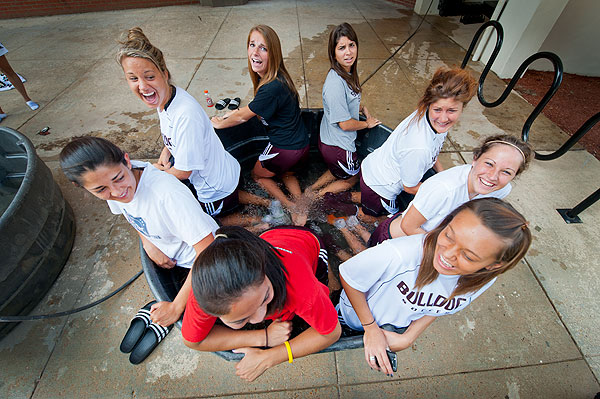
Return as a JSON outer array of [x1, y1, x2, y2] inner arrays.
[[204, 90, 214, 107]]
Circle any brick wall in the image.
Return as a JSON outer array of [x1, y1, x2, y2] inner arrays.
[[0, 0, 197, 19]]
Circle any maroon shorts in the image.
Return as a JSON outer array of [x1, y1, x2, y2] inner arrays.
[[359, 172, 398, 217], [259, 142, 309, 175], [318, 140, 360, 180], [198, 176, 242, 217], [367, 211, 403, 247]]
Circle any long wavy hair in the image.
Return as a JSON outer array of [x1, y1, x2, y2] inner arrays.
[[191, 226, 288, 317], [415, 198, 531, 299], [247, 25, 299, 103], [328, 22, 361, 94]]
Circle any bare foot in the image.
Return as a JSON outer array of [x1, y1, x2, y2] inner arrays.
[[290, 204, 308, 226], [303, 189, 317, 204]]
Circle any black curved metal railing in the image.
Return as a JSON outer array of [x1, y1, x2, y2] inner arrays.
[[535, 111, 600, 161], [461, 22, 564, 159], [460, 21, 504, 106], [462, 21, 598, 221]]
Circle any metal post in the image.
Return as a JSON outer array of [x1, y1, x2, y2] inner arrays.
[[557, 187, 600, 224]]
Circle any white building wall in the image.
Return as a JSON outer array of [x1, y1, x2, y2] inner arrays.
[[536, 0, 600, 77], [479, 0, 568, 79]]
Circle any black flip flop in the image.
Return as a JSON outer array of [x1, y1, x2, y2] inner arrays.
[[129, 321, 173, 364], [214, 98, 231, 110], [228, 97, 241, 110], [120, 301, 155, 353]]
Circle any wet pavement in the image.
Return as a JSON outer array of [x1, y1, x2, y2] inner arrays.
[[0, 1, 599, 398]]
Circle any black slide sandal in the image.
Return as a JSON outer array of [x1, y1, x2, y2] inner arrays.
[[129, 321, 173, 364], [228, 97, 241, 110], [120, 301, 155, 353], [215, 98, 230, 110]]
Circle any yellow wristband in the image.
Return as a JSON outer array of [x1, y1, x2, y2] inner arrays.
[[284, 340, 293, 363]]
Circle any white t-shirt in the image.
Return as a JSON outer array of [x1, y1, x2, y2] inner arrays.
[[361, 110, 447, 200], [405, 164, 512, 232], [107, 161, 219, 269], [320, 69, 361, 152], [339, 234, 495, 330], [158, 87, 240, 202]]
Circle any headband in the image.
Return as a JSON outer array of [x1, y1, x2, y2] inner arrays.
[[486, 140, 526, 161], [214, 233, 228, 239]]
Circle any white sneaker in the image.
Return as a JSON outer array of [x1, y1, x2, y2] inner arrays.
[[26, 100, 39, 110]]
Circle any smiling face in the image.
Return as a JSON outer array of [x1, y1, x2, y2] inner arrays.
[[219, 277, 274, 329], [428, 98, 464, 133], [468, 144, 523, 197], [248, 31, 269, 77], [335, 36, 357, 73], [433, 209, 505, 276], [80, 154, 137, 203], [121, 57, 171, 111]]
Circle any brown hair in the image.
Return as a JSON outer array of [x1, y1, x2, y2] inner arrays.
[[247, 25, 299, 103], [415, 66, 477, 121], [192, 226, 287, 317], [473, 134, 533, 176], [415, 198, 531, 299], [116, 27, 172, 84], [59, 136, 127, 187], [328, 22, 361, 94]]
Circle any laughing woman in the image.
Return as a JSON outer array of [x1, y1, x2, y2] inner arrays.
[[117, 28, 268, 219], [359, 67, 477, 217], [211, 25, 309, 219], [339, 198, 531, 374], [60, 137, 218, 326], [182, 226, 341, 382], [368, 134, 533, 246]]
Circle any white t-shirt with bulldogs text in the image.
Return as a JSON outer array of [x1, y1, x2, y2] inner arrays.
[[107, 161, 219, 268], [339, 234, 495, 330], [361, 110, 446, 200], [158, 87, 240, 203]]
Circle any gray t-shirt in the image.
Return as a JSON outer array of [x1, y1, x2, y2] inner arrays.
[[319, 69, 361, 152]]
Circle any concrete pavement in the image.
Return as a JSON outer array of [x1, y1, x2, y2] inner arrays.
[[1, 1, 599, 398]]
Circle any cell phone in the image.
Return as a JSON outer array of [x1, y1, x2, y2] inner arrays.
[[375, 349, 397, 372]]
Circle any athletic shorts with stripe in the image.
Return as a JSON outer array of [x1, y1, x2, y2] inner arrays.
[[258, 142, 310, 176], [359, 168, 437, 217], [198, 175, 243, 217], [318, 140, 360, 180]]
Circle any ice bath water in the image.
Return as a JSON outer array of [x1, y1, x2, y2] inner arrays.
[[237, 149, 379, 287]]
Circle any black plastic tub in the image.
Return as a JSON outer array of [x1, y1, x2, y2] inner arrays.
[[0, 127, 76, 339], [141, 109, 393, 360]]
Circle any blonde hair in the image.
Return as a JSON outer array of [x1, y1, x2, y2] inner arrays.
[[247, 25, 299, 103], [116, 27, 172, 84]]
